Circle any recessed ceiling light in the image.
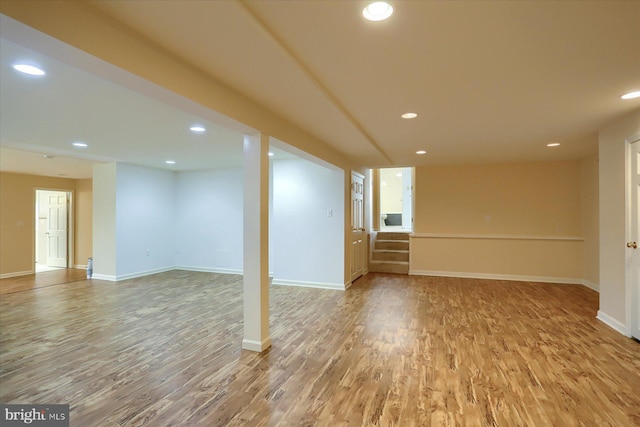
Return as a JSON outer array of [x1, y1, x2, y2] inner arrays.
[[416, 150, 427, 155], [401, 113, 417, 119], [363, 1, 393, 21], [72, 142, 88, 148], [621, 90, 640, 100], [268, 152, 274, 157], [13, 64, 46, 76], [546, 143, 561, 147], [165, 160, 176, 165], [189, 125, 206, 134]]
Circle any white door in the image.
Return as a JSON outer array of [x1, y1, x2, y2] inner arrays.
[[628, 139, 640, 340], [351, 172, 365, 282], [45, 191, 68, 268]]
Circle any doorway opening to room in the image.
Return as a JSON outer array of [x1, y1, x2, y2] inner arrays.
[[378, 167, 413, 232], [35, 189, 73, 272]]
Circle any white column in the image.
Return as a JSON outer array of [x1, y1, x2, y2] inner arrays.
[[242, 133, 271, 352]]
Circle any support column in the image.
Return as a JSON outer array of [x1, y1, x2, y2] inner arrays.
[[242, 133, 271, 352]]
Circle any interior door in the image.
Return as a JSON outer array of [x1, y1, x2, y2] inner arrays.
[[46, 191, 68, 268], [628, 140, 640, 340], [351, 172, 365, 282]]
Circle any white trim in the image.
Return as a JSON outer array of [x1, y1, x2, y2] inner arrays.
[[0, 270, 33, 279], [115, 267, 174, 281], [74, 264, 88, 270], [176, 266, 243, 276], [409, 269, 583, 285], [597, 310, 628, 336], [242, 337, 272, 352], [90, 274, 116, 281], [271, 278, 346, 290], [581, 279, 599, 292], [625, 135, 640, 338], [410, 233, 583, 242]]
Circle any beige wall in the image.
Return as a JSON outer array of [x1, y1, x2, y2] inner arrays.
[[0, 172, 92, 276], [411, 160, 587, 281], [580, 152, 599, 288], [75, 178, 93, 267], [598, 108, 640, 331]]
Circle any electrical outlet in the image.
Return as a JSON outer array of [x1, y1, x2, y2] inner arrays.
[[146, 250, 150, 256], [484, 215, 491, 222], [327, 209, 333, 217]]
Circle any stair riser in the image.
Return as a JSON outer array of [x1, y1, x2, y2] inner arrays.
[[369, 262, 409, 274], [376, 232, 410, 241], [372, 251, 409, 262], [375, 241, 409, 250]]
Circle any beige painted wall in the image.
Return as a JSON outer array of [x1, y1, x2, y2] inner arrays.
[[411, 161, 586, 281], [75, 178, 93, 267], [598, 108, 640, 329], [0, 172, 92, 276], [580, 152, 599, 288]]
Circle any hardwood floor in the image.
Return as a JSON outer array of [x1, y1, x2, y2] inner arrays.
[[0, 271, 638, 426], [0, 268, 87, 295]]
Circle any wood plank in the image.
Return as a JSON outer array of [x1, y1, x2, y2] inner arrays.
[[0, 271, 638, 426]]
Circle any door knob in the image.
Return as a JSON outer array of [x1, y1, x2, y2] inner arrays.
[[627, 241, 637, 249]]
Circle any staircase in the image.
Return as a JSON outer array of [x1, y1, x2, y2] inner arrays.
[[369, 231, 410, 274]]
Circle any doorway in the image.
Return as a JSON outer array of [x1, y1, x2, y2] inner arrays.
[[35, 190, 72, 272], [379, 167, 413, 231]]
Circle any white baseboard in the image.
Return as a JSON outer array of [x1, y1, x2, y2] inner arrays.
[[176, 266, 243, 275], [271, 278, 346, 290], [581, 279, 599, 292], [74, 264, 88, 270], [596, 310, 628, 336], [0, 270, 33, 279], [90, 274, 116, 281], [242, 337, 272, 352], [409, 269, 584, 285]]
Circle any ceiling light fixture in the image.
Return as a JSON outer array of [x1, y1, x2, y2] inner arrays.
[[13, 63, 46, 76], [72, 142, 88, 148], [189, 125, 206, 134], [546, 142, 561, 147], [416, 150, 426, 155], [401, 112, 417, 119], [268, 152, 274, 157], [363, 1, 394, 21], [165, 160, 176, 165], [621, 90, 640, 100]]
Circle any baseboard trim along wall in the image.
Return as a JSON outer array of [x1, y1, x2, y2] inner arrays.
[[411, 233, 584, 241], [0, 270, 33, 279], [74, 264, 88, 270], [409, 269, 593, 288], [271, 279, 346, 291], [596, 310, 628, 336], [177, 266, 243, 276]]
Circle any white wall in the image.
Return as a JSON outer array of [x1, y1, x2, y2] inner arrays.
[[598, 109, 640, 334], [115, 163, 176, 278], [175, 168, 244, 273], [271, 158, 345, 288]]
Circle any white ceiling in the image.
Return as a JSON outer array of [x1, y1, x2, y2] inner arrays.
[[1, 1, 640, 179]]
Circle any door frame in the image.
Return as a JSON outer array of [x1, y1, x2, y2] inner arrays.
[[33, 187, 75, 270], [625, 134, 640, 337]]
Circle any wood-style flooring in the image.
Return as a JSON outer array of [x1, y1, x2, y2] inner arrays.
[[0, 271, 638, 426], [0, 268, 87, 295]]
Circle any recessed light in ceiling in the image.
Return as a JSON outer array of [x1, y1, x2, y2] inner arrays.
[[401, 113, 417, 119], [416, 150, 427, 155], [268, 152, 274, 157], [165, 160, 176, 165], [363, 1, 394, 21], [621, 90, 640, 100], [189, 125, 206, 134], [546, 142, 561, 147], [72, 142, 88, 148], [13, 63, 46, 76]]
